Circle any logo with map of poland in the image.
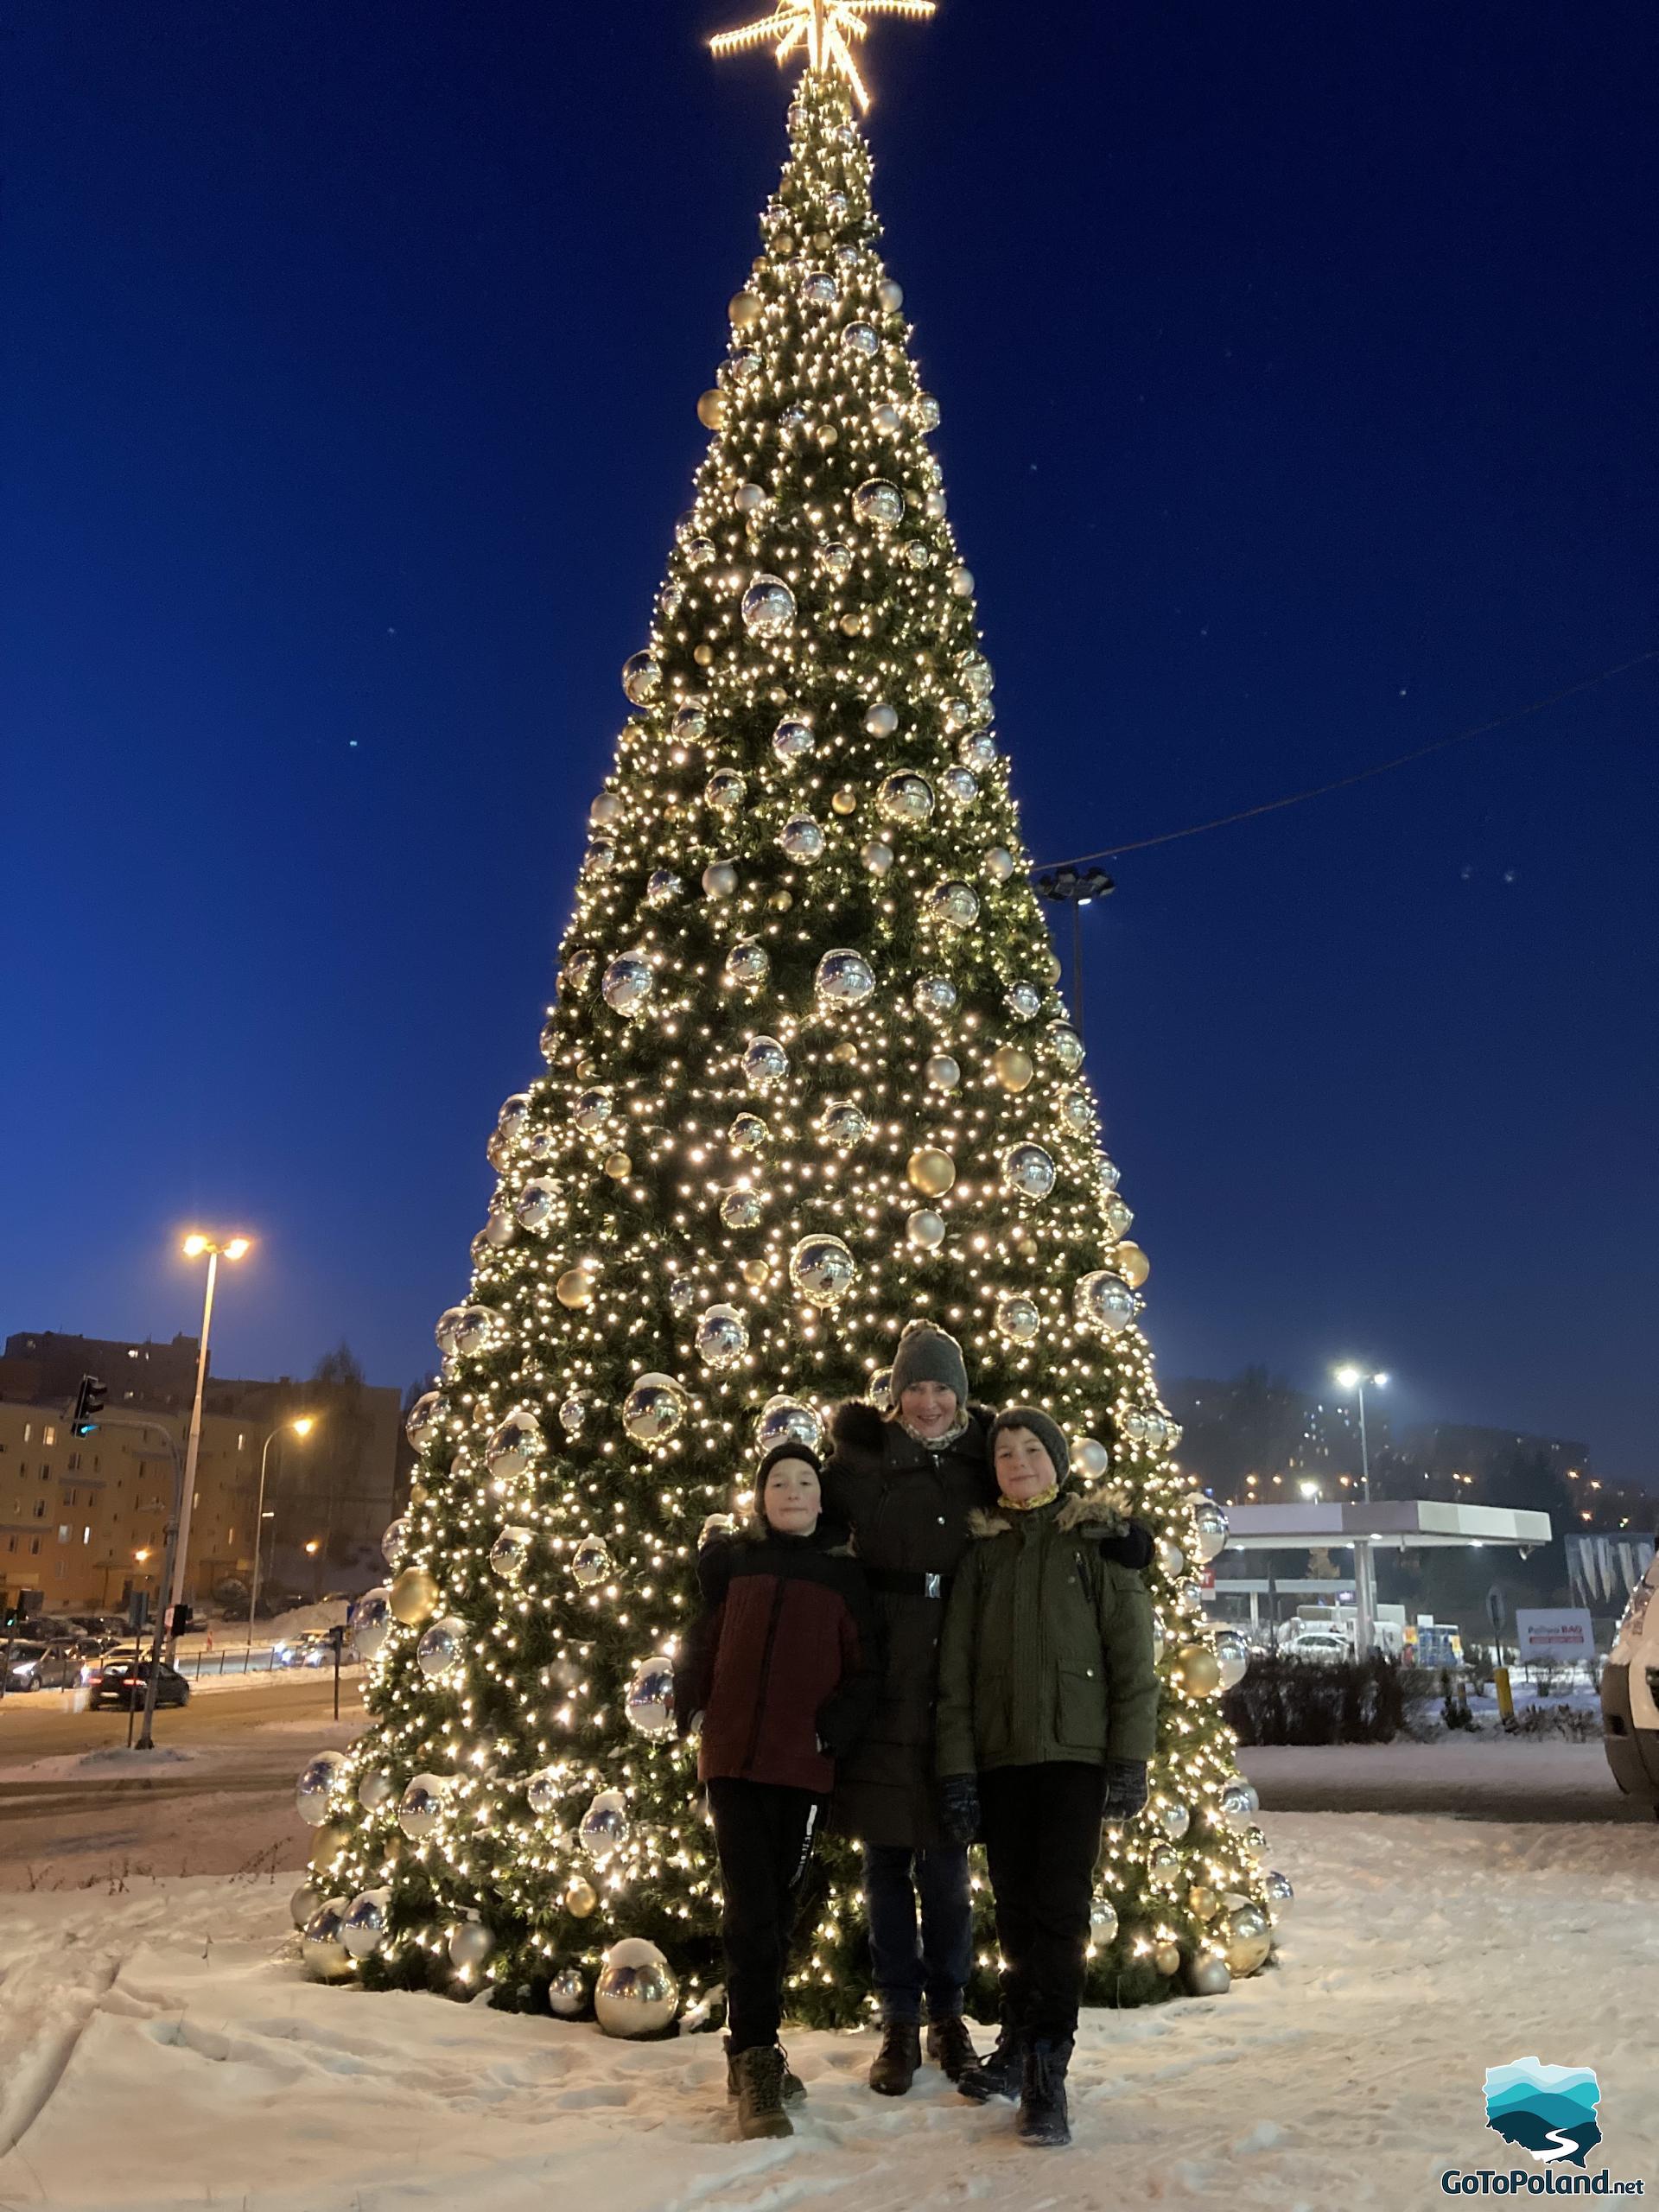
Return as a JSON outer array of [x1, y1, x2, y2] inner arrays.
[[1483, 2059, 1603, 2168]]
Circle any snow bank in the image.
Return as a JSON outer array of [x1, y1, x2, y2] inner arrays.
[[1, 1813, 1655, 2209], [264, 1599, 352, 1641], [7, 1745, 203, 1782]]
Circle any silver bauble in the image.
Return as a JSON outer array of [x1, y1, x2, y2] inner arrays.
[[705, 769, 747, 815], [416, 1616, 467, 1681], [301, 1898, 356, 1982], [558, 1396, 588, 1436], [843, 320, 879, 356], [1220, 1781, 1260, 1834], [580, 1789, 631, 1861], [452, 1303, 499, 1356], [983, 845, 1015, 881], [1187, 1955, 1232, 1998], [573, 1087, 612, 1134], [449, 1922, 495, 1974], [862, 840, 894, 874], [1089, 1897, 1120, 1946], [1047, 1020, 1085, 1072], [958, 650, 995, 699], [397, 1773, 448, 1840], [728, 1111, 769, 1153], [486, 1410, 545, 1481], [702, 861, 738, 899], [741, 575, 796, 638], [907, 1210, 946, 1249], [514, 1179, 557, 1231], [381, 1516, 410, 1567], [772, 716, 814, 763], [489, 1526, 534, 1582], [818, 1099, 869, 1147], [594, 1938, 680, 2038], [622, 1373, 687, 1444], [695, 1303, 749, 1370], [941, 767, 980, 806], [1076, 1270, 1136, 1336], [601, 954, 653, 1016], [625, 1655, 677, 1740], [433, 1306, 465, 1356], [296, 1751, 348, 1827], [620, 651, 661, 705], [721, 1189, 765, 1229], [741, 1034, 789, 1090], [289, 1883, 321, 1930], [1002, 1142, 1057, 1199], [864, 702, 899, 737], [995, 1293, 1041, 1344], [1071, 1437, 1109, 1478], [1160, 1799, 1192, 1841], [348, 1586, 393, 1659], [815, 948, 875, 1006], [357, 1768, 395, 1812], [854, 478, 904, 524], [405, 1391, 444, 1450], [755, 1395, 823, 1455], [1226, 1904, 1273, 1977], [924, 1052, 961, 1090], [1216, 1628, 1251, 1692], [788, 1233, 857, 1307], [1192, 1500, 1230, 1562], [914, 975, 958, 1018], [927, 879, 981, 929], [725, 938, 770, 989], [878, 772, 933, 824], [340, 1889, 390, 1961], [1263, 1869, 1294, 1910], [778, 815, 826, 863], [526, 1766, 563, 1818], [1006, 980, 1042, 1020], [548, 1964, 588, 2018]]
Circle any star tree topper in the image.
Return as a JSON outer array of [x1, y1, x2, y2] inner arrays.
[[710, 0, 935, 111]]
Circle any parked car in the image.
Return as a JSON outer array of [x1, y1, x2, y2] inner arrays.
[[3, 1640, 98, 1691], [1281, 1629, 1352, 1662], [273, 1630, 338, 1670], [87, 1659, 191, 1710], [1601, 1554, 1659, 1814]]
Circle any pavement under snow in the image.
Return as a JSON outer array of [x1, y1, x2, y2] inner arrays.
[[1, 1810, 1654, 2211]]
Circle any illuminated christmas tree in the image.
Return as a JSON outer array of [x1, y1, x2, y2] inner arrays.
[[293, 4, 1288, 2028]]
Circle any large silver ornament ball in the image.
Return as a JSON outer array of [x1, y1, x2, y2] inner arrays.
[[1002, 1142, 1057, 1199], [489, 1526, 534, 1583], [1089, 1897, 1119, 1947], [289, 1883, 321, 1930], [914, 974, 959, 1019], [756, 1394, 823, 1456], [357, 1768, 395, 1812], [907, 1209, 947, 1249], [548, 1963, 588, 2018], [580, 1789, 632, 1861], [927, 879, 981, 930], [1187, 1954, 1232, 1998], [705, 769, 747, 815], [995, 1293, 1041, 1344], [815, 949, 875, 1007], [1220, 1780, 1260, 1834], [1076, 1269, 1136, 1337], [741, 1034, 790, 1090], [301, 1898, 356, 1982], [725, 939, 770, 989], [1216, 1628, 1251, 1692], [486, 1410, 545, 1481], [1226, 1904, 1274, 1978], [348, 1586, 393, 1659], [1047, 1020, 1085, 1073], [625, 1656, 678, 1741], [514, 1179, 557, 1231], [1192, 1500, 1230, 1562], [601, 954, 653, 1017], [296, 1751, 348, 1827], [741, 574, 796, 638], [789, 1234, 857, 1308], [778, 815, 826, 864], [818, 1099, 869, 1148], [594, 1938, 680, 2038], [696, 1303, 749, 1370], [570, 1535, 612, 1589], [878, 772, 933, 824], [623, 1373, 687, 1445], [449, 1922, 496, 1974], [620, 652, 661, 706], [451, 1306, 499, 1356], [404, 1390, 444, 1450], [416, 1616, 467, 1681], [1262, 1869, 1294, 1910], [854, 478, 904, 525], [340, 1889, 390, 1961], [772, 716, 814, 763]]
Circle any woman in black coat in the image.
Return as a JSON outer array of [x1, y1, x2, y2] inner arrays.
[[822, 1319, 1153, 2098]]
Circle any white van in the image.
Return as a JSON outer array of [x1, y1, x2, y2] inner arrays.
[[1600, 1554, 1659, 1814]]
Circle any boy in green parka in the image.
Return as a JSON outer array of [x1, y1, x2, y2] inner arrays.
[[934, 1407, 1159, 2149]]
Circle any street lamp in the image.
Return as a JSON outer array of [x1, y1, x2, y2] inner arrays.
[[1332, 1364, 1389, 1659], [246, 1415, 318, 1661], [1032, 865, 1115, 1044], [171, 1230, 253, 1650]]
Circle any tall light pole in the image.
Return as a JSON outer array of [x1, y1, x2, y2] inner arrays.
[[1333, 1364, 1389, 1659], [172, 1230, 252, 1651], [246, 1414, 316, 1662], [1033, 865, 1115, 1044]]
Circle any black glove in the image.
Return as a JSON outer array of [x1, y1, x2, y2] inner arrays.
[[1102, 1758, 1149, 1821], [938, 1773, 982, 1847]]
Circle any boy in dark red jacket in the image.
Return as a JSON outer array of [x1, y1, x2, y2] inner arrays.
[[675, 1441, 880, 2140]]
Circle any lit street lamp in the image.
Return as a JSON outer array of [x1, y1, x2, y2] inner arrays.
[[171, 1230, 253, 1655], [1332, 1364, 1389, 1658], [1033, 865, 1114, 1043], [246, 1415, 317, 1661]]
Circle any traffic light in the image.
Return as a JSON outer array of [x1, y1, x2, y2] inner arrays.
[[165, 1602, 193, 1637], [70, 1374, 107, 1436]]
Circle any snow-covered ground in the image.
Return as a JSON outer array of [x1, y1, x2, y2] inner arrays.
[[2, 1812, 1654, 2210]]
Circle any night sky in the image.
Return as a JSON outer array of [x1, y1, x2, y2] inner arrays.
[[5, 3, 1655, 1476]]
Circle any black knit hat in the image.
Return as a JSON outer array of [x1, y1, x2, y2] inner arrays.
[[988, 1406, 1070, 1485], [888, 1319, 969, 1406], [753, 1440, 824, 1505]]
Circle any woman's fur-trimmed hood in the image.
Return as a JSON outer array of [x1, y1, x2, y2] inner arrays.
[[966, 1485, 1134, 1541]]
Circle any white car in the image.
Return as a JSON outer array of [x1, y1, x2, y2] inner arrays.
[[1281, 1629, 1351, 1662], [1601, 1555, 1659, 1814]]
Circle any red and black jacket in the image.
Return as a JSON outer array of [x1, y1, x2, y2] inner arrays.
[[674, 1522, 881, 1795]]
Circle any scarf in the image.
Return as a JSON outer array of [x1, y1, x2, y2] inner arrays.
[[999, 1482, 1060, 1513]]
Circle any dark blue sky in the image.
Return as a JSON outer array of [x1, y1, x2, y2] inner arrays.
[[4, 2, 1655, 1476]]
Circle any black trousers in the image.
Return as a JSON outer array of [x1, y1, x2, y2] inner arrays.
[[707, 1776, 822, 2054], [978, 1761, 1106, 2044]]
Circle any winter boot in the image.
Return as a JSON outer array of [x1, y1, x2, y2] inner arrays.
[[1016, 2037, 1073, 2148], [925, 2015, 982, 2084], [733, 2044, 793, 2140], [868, 2018, 922, 2096], [727, 2037, 805, 2105], [957, 2024, 1025, 2103]]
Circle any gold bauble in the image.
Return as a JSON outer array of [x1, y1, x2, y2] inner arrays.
[[831, 785, 859, 816], [556, 1268, 594, 1309], [409, 1479, 428, 1505], [389, 1566, 440, 1626], [1174, 1644, 1223, 1698], [1188, 1885, 1219, 1921], [830, 1040, 858, 1064], [840, 612, 863, 636], [770, 890, 793, 912], [1152, 1942, 1182, 1977], [1116, 1241, 1150, 1287], [907, 1147, 956, 1197], [728, 289, 762, 327], [604, 1151, 632, 1179], [1224, 1908, 1273, 1978], [694, 642, 715, 667], [991, 1045, 1035, 1093], [309, 1824, 350, 1872], [818, 423, 839, 446], [1043, 951, 1063, 986], [696, 389, 727, 430], [565, 1876, 598, 1918], [741, 1258, 771, 1287]]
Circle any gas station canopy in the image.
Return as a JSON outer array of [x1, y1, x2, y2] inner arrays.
[[1219, 1500, 1554, 1551]]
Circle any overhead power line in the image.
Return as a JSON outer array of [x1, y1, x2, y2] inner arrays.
[[1034, 648, 1657, 872]]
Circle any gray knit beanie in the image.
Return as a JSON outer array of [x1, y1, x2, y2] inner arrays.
[[887, 1319, 969, 1407], [988, 1406, 1070, 1485]]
